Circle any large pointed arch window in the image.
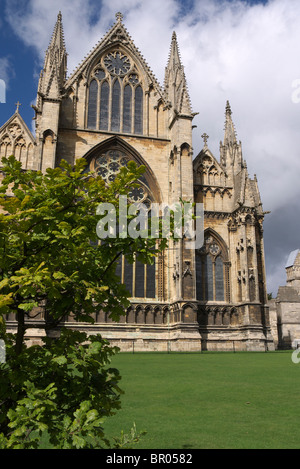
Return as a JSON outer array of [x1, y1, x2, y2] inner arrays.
[[86, 146, 156, 299], [87, 51, 144, 135], [196, 233, 230, 302]]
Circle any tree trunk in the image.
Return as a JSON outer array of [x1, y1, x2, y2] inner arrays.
[[15, 308, 25, 356]]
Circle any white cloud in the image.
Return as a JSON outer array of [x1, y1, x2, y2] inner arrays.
[[0, 56, 13, 88], [4, 0, 300, 293]]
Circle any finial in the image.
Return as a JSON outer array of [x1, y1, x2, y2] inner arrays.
[[226, 100, 232, 116], [57, 11, 62, 20], [201, 133, 209, 147], [15, 101, 21, 113], [172, 31, 177, 40], [115, 12, 123, 22]]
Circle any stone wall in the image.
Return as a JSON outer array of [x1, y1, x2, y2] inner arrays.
[[269, 250, 300, 349]]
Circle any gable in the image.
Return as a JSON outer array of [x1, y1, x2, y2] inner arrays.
[[193, 147, 227, 187], [59, 16, 170, 137], [0, 112, 35, 169], [65, 17, 164, 101], [0, 112, 35, 144]]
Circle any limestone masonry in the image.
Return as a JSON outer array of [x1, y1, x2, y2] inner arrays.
[[0, 12, 277, 351]]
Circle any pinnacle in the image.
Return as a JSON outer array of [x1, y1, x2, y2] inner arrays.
[[48, 11, 66, 52], [115, 12, 124, 23], [224, 100, 237, 144], [166, 30, 182, 71], [164, 31, 192, 114], [226, 100, 232, 116], [40, 11, 67, 98]]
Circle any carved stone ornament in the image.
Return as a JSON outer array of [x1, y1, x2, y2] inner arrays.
[[8, 124, 22, 138], [104, 51, 131, 76], [182, 261, 192, 278]]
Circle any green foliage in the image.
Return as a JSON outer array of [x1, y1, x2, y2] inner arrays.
[[0, 155, 165, 332], [0, 155, 165, 448], [111, 422, 147, 449], [0, 329, 144, 449]]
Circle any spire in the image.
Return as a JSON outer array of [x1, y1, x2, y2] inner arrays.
[[223, 100, 237, 145], [48, 11, 66, 56], [168, 31, 182, 71], [39, 12, 67, 100], [220, 101, 243, 173], [164, 31, 192, 115]]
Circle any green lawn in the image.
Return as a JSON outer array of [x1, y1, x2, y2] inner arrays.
[[103, 351, 300, 449]]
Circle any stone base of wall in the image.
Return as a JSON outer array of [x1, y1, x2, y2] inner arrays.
[[65, 322, 204, 352], [199, 324, 275, 352], [6, 320, 275, 352]]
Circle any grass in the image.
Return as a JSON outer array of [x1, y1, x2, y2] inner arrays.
[[103, 351, 300, 449]]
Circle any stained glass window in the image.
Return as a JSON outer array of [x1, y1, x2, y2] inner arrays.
[[135, 260, 145, 297], [87, 80, 98, 129], [111, 80, 121, 132], [215, 256, 224, 301], [115, 256, 156, 299], [104, 52, 130, 76], [115, 256, 122, 279], [99, 81, 109, 131], [123, 84, 132, 133], [196, 235, 226, 302], [206, 256, 214, 301], [196, 257, 203, 301], [146, 262, 156, 298], [95, 69, 105, 80], [87, 52, 144, 135], [124, 257, 133, 296], [129, 74, 139, 85], [134, 86, 143, 135]]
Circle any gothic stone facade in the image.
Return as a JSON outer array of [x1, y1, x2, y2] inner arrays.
[[269, 250, 300, 349], [0, 13, 274, 351]]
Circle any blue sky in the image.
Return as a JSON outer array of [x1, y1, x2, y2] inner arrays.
[[0, 2, 37, 127], [1, 0, 300, 294], [0, 0, 269, 126]]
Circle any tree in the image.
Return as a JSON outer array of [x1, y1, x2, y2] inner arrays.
[[0, 155, 165, 448]]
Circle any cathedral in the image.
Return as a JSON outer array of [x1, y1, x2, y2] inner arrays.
[[0, 12, 274, 351]]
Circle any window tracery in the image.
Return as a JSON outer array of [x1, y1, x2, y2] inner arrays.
[[196, 233, 229, 302], [0, 123, 34, 168], [87, 51, 144, 135], [115, 253, 156, 299], [87, 146, 156, 299], [103, 52, 131, 76], [88, 148, 150, 203]]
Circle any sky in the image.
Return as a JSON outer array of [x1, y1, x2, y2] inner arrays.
[[0, 0, 300, 295]]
